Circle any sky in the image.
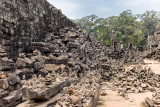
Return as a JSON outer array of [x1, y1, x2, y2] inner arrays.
[[47, 0, 160, 19]]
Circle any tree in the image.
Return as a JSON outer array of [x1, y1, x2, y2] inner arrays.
[[73, 10, 160, 48], [74, 14, 99, 33], [137, 10, 160, 36]]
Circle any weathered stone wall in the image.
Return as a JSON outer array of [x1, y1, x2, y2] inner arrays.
[[0, 0, 76, 60]]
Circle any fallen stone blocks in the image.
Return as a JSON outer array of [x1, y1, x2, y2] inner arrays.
[[54, 71, 101, 107], [2, 89, 22, 107], [22, 73, 70, 100]]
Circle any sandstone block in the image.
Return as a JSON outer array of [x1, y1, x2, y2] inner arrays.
[[0, 79, 9, 89]]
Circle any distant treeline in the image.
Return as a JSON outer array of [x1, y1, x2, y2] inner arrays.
[[73, 10, 160, 48]]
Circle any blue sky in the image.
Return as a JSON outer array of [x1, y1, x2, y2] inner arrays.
[[47, 0, 160, 19]]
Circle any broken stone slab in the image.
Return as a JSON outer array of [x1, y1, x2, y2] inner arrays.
[[22, 79, 69, 100], [0, 79, 9, 89], [44, 64, 61, 72], [2, 89, 22, 107], [145, 97, 154, 107]]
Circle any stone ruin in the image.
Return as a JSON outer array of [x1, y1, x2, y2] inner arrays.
[[148, 20, 160, 50], [0, 0, 76, 60], [0, 0, 146, 107]]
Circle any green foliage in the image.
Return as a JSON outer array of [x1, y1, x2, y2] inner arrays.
[[73, 10, 160, 48], [137, 10, 160, 35]]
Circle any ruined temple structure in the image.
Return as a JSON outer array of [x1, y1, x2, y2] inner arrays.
[[0, 0, 145, 107], [0, 0, 106, 106], [0, 0, 76, 60]]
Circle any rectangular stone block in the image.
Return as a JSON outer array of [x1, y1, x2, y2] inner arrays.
[[44, 64, 61, 72], [22, 79, 69, 100]]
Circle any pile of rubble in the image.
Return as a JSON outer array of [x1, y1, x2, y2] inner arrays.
[[103, 66, 160, 98], [144, 48, 160, 61], [54, 71, 101, 107], [0, 0, 147, 107], [0, 25, 106, 106], [0, 0, 76, 60], [99, 50, 144, 81]]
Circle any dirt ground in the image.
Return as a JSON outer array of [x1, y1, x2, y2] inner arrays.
[[143, 59, 160, 74], [97, 85, 152, 107], [97, 59, 159, 107]]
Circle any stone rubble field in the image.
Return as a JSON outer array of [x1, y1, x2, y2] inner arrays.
[[0, 0, 160, 107]]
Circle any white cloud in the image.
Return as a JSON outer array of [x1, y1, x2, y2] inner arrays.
[[47, 0, 81, 19], [150, 0, 160, 10], [46, 0, 160, 19], [96, 7, 112, 13], [124, 0, 145, 7], [115, 0, 160, 14]]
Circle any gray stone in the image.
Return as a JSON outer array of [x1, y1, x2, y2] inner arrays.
[[15, 58, 27, 68], [15, 68, 34, 80], [0, 89, 9, 98], [8, 74, 20, 85], [34, 62, 45, 70], [16, 58, 34, 68], [2, 89, 22, 107]]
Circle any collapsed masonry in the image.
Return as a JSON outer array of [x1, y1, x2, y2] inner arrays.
[[0, 0, 76, 61], [0, 0, 144, 107]]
